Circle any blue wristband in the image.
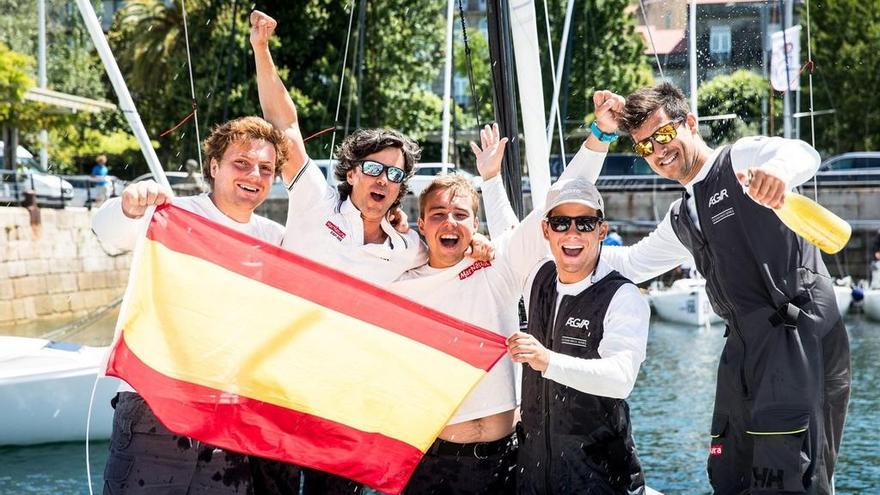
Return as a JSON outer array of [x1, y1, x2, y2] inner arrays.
[[591, 121, 618, 143]]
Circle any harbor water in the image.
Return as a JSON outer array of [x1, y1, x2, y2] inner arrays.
[[1, 313, 878, 494]]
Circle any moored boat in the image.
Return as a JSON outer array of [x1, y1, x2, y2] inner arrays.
[[863, 289, 880, 322], [648, 278, 723, 326], [0, 336, 118, 446]]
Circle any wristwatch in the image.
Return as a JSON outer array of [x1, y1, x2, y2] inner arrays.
[[590, 121, 619, 143]]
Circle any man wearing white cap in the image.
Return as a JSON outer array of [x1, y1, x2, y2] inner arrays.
[[507, 177, 650, 494]]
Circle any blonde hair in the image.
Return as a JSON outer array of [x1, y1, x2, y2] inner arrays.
[[418, 174, 480, 218]]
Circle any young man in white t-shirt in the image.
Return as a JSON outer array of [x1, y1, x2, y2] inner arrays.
[[91, 116, 298, 495]]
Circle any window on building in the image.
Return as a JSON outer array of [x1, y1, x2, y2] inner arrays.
[[709, 25, 732, 61]]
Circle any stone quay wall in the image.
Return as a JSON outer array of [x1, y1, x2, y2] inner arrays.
[[0, 206, 131, 325]]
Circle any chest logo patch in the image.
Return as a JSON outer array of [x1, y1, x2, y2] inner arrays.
[[708, 188, 728, 207], [458, 260, 492, 280], [565, 317, 590, 330], [325, 221, 346, 241]]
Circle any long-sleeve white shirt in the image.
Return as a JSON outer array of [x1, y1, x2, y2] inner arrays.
[[522, 259, 650, 399], [91, 194, 284, 251], [601, 136, 822, 283]]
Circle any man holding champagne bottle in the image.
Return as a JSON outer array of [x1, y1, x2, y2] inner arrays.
[[596, 82, 849, 495]]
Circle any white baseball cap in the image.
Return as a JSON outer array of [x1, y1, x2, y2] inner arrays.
[[543, 177, 605, 217]]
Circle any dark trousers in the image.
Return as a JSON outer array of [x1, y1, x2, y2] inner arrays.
[[103, 392, 301, 495], [301, 468, 362, 495], [707, 311, 851, 495], [402, 432, 517, 495]]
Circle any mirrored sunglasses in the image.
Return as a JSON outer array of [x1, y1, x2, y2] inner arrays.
[[633, 118, 684, 157], [358, 160, 406, 183], [546, 215, 603, 233]]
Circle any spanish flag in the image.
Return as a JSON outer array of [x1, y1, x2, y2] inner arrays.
[[105, 205, 507, 494]]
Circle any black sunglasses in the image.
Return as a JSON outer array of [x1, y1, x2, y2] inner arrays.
[[546, 215, 603, 233], [632, 118, 685, 157], [357, 160, 406, 184]]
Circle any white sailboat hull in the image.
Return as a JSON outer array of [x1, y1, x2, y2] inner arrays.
[[649, 280, 723, 326], [0, 336, 119, 446], [833, 285, 853, 317], [863, 289, 880, 322]]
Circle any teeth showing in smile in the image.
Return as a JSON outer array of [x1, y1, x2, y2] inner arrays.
[[561, 244, 584, 257], [660, 151, 677, 166], [440, 234, 459, 247], [238, 184, 258, 193]]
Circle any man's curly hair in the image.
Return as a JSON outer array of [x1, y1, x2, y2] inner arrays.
[[334, 128, 421, 209], [202, 116, 288, 187]]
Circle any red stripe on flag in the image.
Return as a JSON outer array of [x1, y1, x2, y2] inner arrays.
[[145, 204, 505, 372], [108, 335, 423, 495]]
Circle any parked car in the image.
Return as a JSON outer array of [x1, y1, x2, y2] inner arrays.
[[0, 143, 74, 207], [820, 152, 880, 172], [406, 163, 482, 197], [64, 175, 124, 207], [548, 153, 653, 177], [807, 152, 880, 185]]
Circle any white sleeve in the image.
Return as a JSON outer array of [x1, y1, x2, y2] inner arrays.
[[482, 175, 520, 240], [287, 159, 339, 214], [493, 207, 551, 296], [542, 284, 650, 399], [730, 136, 821, 189], [600, 205, 692, 283], [90, 197, 145, 251], [560, 144, 606, 183], [482, 145, 606, 241]]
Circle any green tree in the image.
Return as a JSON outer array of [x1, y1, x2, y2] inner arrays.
[[808, 0, 880, 154], [454, 29, 493, 128], [0, 44, 40, 127], [698, 70, 767, 145], [0, 1, 142, 175], [541, 0, 654, 151]]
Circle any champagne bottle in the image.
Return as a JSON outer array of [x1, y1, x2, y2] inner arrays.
[[774, 192, 851, 254]]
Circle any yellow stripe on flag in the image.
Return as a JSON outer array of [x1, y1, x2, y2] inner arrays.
[[120, 239, 485, 452]]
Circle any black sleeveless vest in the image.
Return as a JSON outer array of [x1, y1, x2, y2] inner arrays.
[[669, 146, 836, 328], [519, 261, 644, 494]]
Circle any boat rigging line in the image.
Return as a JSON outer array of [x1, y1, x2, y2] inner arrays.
[[180, 0, 203, 174], [638, 0, 664, 80], [328, 0, 358, 161], [457, 0, 483, 127], [541, 0, 565, 158]]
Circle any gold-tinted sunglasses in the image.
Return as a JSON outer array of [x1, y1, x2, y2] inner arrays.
[[632, 118, 685, 157]]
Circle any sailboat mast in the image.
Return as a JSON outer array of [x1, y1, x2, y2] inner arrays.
[[486, 0, 524, 218]]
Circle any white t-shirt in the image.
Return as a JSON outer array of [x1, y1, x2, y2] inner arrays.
[[90, 193, 284, 392], [388, 182, 547, 424], [282, 160, 426, 285]]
